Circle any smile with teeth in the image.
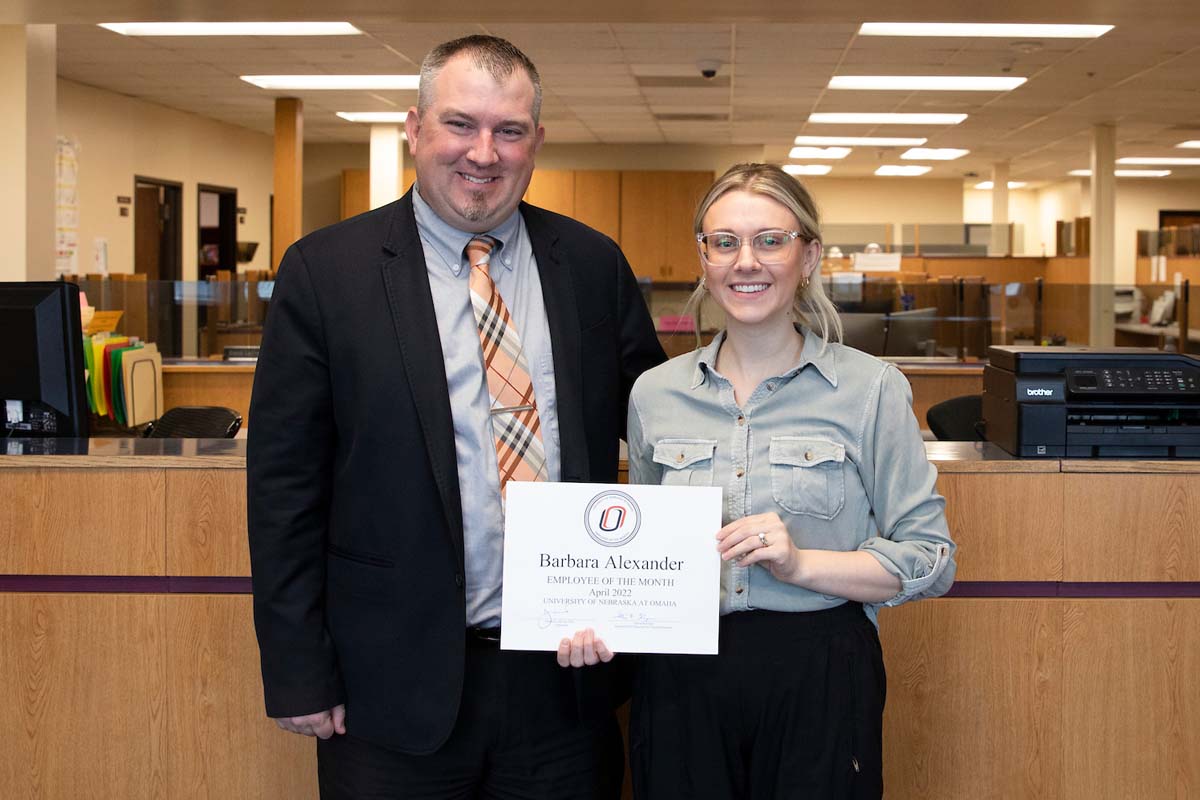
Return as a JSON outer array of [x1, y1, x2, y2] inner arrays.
[[459, 173, 498, 184], [731, 283, 770, 294]]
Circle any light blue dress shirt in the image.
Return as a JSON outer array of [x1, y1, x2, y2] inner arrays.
[[412, 187, 561, 628], [627, 329, 956, 627]]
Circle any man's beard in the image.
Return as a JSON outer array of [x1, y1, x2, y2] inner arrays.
[[460, 191, 492, 222]]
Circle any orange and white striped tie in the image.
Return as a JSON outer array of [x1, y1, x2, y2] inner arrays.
[[466, 236, 547, 495]]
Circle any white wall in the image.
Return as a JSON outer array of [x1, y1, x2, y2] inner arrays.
[[1114, 180, 1200, 282], [56, 78, 274, 278], [303, 142, 370, 236], [964, 188, 1044, 256]]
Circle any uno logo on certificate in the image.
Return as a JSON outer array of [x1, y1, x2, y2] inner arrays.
[[583, 490, 642, 547]]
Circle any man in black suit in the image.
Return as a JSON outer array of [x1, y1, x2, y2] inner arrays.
[[247, 35, 665, 798]]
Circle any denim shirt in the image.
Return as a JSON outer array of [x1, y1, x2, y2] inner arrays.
[[627, 328, 956, 626]]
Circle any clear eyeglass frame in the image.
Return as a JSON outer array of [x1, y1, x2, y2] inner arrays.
[[696, 229, 805, 266]]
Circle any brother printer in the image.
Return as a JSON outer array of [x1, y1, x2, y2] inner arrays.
[[982, 345, 1200, 458]]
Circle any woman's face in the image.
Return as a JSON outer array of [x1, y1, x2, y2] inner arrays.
[[698, 190, 819, 329]]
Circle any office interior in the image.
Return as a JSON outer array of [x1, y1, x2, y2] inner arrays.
[[2, 2, 1199, 799]]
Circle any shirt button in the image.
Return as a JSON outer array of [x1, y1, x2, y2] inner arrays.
[[735, 586, 744, 594], [805, 450, 813, 461], [735, 468, 745, 478], [737, 415, 745, 426], [676, 453, 684, 463], [767, 383, 776, 391]]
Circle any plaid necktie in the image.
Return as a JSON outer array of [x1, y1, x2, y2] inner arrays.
[[466, 235, 547, 494]]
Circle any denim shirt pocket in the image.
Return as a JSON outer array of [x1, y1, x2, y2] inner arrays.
[[652, 438, 718, 486], [769, 436, 846, 520]]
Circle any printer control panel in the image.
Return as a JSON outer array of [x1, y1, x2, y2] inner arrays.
[[1067, 366, 1200, 397]]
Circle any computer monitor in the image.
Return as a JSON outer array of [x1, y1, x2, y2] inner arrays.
[[839, 313, 888, 355], [885, 307, 938, 357], [0, 281, 89, 437]]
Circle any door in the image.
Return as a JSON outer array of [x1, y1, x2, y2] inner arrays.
[[134, 177, 182, 356]]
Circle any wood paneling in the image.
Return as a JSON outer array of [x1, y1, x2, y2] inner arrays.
[[162, 367, 255, 422], [937, 473, 1064, 581], [1, 594, 168, 798], [881, 599, 1063, 800], [904, 371, 983, 432], [1062, 600, 1200, 800], [573, 170, 621, 242], [523, 169, 574, 217], [1063, 474, 1200, 582], [167, 470, 250, 577], [339, 168, 369, 220], [166, 596, 316, 799], [272, 98, 303, 271], [0, 468, 165, 575], [620, 170, 712, 281]]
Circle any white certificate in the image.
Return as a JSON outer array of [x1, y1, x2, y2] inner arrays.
[[500, 481, 722, 655]]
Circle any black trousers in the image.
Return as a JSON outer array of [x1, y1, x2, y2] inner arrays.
[[317, 634, 624, 800], [631, 604, 886, 800]]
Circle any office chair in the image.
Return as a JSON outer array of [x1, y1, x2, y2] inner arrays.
[[925, 395, 985, 441], [143, 406, 243, 438]]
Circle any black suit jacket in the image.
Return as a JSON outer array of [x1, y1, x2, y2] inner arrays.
[[247, 190, 665, 754]]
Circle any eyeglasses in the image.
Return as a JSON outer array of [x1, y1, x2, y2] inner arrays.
[[696, 229, 805, 267]]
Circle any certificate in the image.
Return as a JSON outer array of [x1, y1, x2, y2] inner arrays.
[[500, 481, 722, 655]]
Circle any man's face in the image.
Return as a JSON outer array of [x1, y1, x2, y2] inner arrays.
[[405, 54, 544, 233]]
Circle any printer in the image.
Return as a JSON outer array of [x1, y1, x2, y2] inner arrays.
[[983, 345, 1200, 458]]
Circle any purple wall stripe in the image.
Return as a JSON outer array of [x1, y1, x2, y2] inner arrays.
[[2, 576, 1198, 598], [0, 575, 253, 594], [945, 581, 1200, 598]]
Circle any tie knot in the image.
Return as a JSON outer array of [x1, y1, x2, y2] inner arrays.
[[466, 236, 498, 271]]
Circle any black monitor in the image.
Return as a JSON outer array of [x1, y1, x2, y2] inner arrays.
[[0, 281, 89, 437], [885, 307, 939, 357], [839, 312, 888, 355]]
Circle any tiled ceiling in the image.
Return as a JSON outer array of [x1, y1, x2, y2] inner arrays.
[[44, 3, 1200, 183]]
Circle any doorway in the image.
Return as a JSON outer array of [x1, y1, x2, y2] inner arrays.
[[134, 176, 182, 356], [197, 184, 238, 279]]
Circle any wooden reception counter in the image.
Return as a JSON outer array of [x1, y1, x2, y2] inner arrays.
[[2, 440, 1197, 799]]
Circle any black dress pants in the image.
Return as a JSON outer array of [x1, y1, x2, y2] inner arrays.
[[631, 604, 886, 800], [317, 633, 624, 800]]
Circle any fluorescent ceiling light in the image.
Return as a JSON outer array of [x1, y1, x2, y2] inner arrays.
[[337, 112, 411, 125], [794, 135, 927, 147], [1177, 141, 1200, 149], [242, 75, 420, 90], [1116, 157, 1200, 166], [1070, 169, 1172, 177], [829, 76, 1026, 91], [101, 22, 362, 36], [901, 148, 968, 161], [876, 165, 932, 176], [974, 181, 1027, 189], [783, 164, 833, 176], [788, 146, 851, 159], [858, 23, 1113, 38], [809, 113, 967, 125]]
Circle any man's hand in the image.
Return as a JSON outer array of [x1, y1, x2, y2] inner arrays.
[[556, 628, 614, 668], [273, 704, 346, 739]]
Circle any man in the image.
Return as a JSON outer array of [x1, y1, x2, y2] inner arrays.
[[247, 35, 665, 798]]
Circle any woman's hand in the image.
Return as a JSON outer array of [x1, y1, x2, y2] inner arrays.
[[556, 628, 614, 668], [716, 513, 802, 584]]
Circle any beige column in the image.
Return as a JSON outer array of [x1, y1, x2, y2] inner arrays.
[[1089, 123, 1116, 346], [369, 124, 405, 210], [0, 25, 56, 281], [989, 162, 1010, 256], [271, 98, 303, 270]]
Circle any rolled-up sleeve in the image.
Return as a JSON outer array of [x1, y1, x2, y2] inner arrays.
[[857, 365, 956, 607]]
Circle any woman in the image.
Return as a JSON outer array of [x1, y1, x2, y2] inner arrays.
[[625, 163, 956, 799]]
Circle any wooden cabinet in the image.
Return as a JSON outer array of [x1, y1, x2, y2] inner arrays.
[[619, 170, 713, 282]]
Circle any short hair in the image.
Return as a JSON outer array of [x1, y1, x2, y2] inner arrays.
[[690, 163, 844, 347], [418, 35, 542, 124]]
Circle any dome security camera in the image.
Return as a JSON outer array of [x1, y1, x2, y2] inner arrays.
[[696, 59, 721, 80]]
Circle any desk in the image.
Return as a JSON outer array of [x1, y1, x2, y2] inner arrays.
[[3, 441, 1196, 799], [1114, 321, 1200, 348]]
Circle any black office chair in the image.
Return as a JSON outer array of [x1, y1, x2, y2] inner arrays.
[[143, 406, 243, 438], [926, 395, 985, 441]]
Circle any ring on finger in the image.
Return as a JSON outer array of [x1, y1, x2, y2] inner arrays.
[[758, 531, 768, 547]]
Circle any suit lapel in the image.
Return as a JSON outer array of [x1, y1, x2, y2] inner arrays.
[[523, 204, 590, 482], [378, 193, 465, 563]]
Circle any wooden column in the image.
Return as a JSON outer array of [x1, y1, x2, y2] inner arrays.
[[272, 98, 303, 270]]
